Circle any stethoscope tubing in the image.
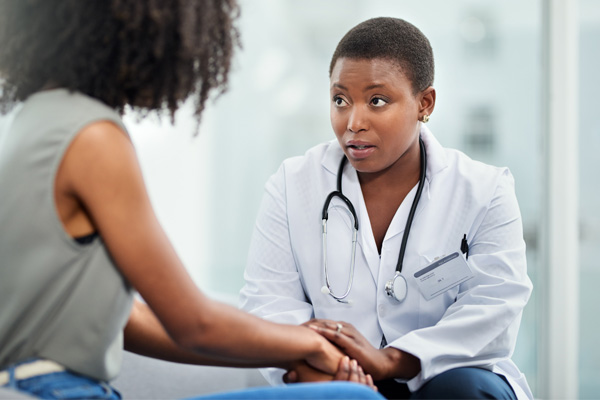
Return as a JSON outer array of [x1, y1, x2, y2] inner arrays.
[[396, 137, 427, 274], [321, 213, 357, 302], [321, 156, 358, 302], [321, 136, 427, 303]]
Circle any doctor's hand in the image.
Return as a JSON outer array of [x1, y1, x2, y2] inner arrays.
[[306, 319, 421, 381], [284, 357, 376, 390]]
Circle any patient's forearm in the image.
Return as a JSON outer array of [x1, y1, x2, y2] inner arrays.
[[124, 299, 288, 369]]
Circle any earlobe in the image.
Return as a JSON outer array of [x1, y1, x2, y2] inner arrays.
[[419, 86, 436, 120]]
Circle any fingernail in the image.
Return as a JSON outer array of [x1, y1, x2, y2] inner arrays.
[[342, 356, 350, 371]]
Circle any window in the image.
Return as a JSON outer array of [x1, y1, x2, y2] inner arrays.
[[578, 1, 600, 397]]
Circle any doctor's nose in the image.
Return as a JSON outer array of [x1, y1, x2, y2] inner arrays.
[[347, 107, 369, 133]]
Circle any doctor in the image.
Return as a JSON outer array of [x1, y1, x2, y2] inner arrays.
[[240, 17, 533, 400]]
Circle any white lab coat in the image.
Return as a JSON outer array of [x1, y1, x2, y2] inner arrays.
[[240, 126, 533, 399]]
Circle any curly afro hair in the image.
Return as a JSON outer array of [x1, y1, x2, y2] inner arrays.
[[329, 17, 434, 94], [0, 0, 240, 122]]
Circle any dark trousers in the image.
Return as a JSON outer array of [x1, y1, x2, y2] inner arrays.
[[376, 367, 517, 400]]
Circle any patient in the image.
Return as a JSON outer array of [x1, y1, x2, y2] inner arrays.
[[0, 1, 382, 399]]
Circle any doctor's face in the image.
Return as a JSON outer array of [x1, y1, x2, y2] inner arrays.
[[330, 57, 432, 175]]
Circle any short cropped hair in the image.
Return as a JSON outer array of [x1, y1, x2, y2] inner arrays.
[[329, 17, 434, 94], [0, 0, 240, 122]]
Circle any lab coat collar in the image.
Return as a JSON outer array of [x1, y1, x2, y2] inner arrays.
[[419, 124, 448, 181], [322, 139, 344, 176]]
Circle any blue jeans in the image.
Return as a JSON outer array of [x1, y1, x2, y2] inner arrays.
[[189, 382, 385, 400], [7, 378, 383, 400], [1, 364, 121, 399], [2, 359, 383, 400]]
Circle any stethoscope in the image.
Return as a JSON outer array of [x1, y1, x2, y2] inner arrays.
[[321, 136, 427, 303]]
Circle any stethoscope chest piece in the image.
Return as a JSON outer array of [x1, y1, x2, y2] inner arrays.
[[385, 271, 408, 302]]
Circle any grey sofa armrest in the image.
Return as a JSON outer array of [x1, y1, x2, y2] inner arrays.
[[112, 352, 268, 399]]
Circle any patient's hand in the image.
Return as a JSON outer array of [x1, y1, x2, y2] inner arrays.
[[284, 361, 333, 383], [284, 356, 376, 390], [306, 319, 420, 381]]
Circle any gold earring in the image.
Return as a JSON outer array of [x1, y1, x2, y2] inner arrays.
[[421, 114, 430, 123]]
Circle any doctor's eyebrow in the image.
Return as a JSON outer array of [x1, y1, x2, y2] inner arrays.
[[363, 84, 386, 91], [331, 83, 349, 91], [331, 83, 387, 91]]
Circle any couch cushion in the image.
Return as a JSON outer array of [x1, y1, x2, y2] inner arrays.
[[112, 352, 268, 399]]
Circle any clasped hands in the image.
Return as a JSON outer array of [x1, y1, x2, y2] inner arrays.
[[284, 319, 420, 390]]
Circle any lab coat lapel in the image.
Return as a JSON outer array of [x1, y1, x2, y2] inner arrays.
[[352, 177, 383, 281], [381, 183, 419, 242]]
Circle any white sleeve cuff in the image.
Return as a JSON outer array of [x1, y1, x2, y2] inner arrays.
[[259, 367, 286, 386]]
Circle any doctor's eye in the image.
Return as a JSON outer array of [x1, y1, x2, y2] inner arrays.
[[370, 97, 388, 107], [333, 96, 348, 107]]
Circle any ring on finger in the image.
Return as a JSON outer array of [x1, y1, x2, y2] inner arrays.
[[336, 323, 343, 333]]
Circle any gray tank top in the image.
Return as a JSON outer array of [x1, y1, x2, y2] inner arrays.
[[0, 89, 134, 381]]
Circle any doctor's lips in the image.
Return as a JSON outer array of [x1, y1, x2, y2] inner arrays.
[[346, 140, 376, 159]]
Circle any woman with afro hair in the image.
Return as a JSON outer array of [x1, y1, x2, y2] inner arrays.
[[0, 1, 383, 399]]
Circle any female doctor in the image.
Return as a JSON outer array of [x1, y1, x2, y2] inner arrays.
[[240, 17, 533, 400]]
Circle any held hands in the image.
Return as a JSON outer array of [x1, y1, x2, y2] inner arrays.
[[284, 356, 376, 390], [304, 319, 420, 381], [299, 331, 377, 390], [302, 330, 345, 376]]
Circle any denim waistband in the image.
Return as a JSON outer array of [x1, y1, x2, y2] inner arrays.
[[0, 359, 65, 386]]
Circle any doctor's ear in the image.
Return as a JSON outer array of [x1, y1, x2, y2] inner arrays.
[[418, 86, 436, 121]]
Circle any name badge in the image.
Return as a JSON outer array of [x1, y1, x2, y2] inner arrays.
[[413, 252, 474, 301]]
